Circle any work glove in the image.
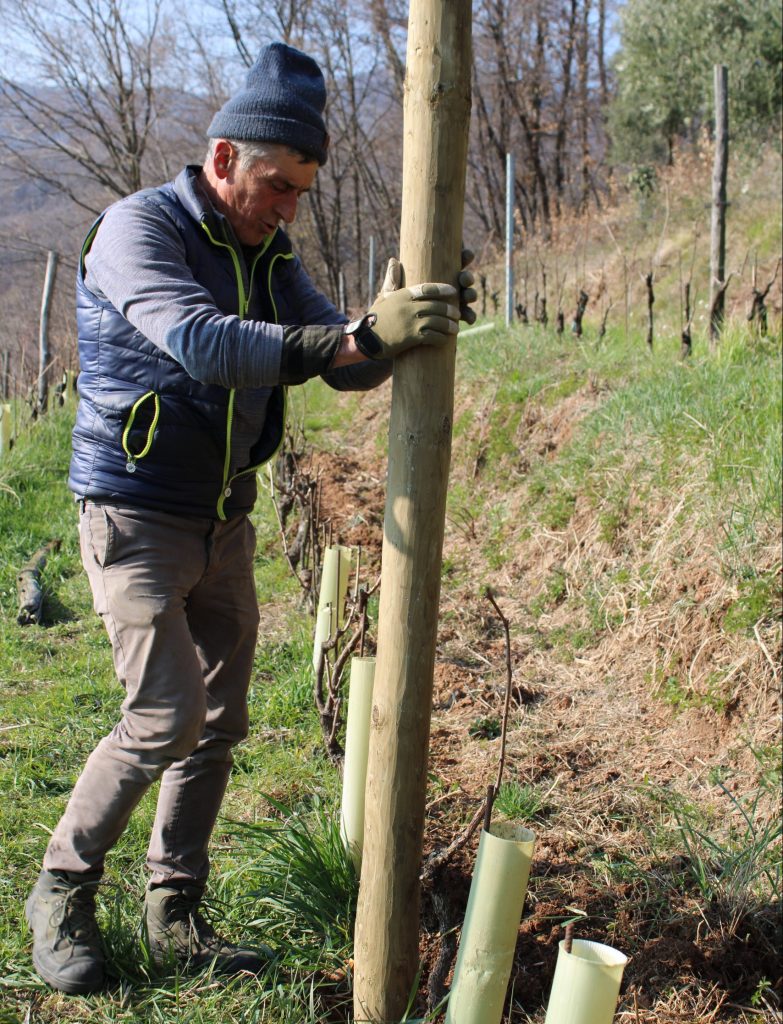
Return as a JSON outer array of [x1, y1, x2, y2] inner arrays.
[[458, 249, 478, 325], [348, 251, 478, 360], [377, 252, 478, 323], [346, 271, 459, 360]]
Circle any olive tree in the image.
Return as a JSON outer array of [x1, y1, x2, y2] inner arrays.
[[609, 0, 782, 167]]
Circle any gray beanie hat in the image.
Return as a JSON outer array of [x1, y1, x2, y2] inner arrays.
[[207, 42, 329, 165]]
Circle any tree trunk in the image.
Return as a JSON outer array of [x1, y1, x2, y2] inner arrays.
[[352, 1, 472, 1019], [578, 0, 592, 212]]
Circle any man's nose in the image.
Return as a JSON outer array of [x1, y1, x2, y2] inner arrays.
[[275, 191, 299, 224]]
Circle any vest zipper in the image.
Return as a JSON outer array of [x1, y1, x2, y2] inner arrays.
[[121, 391, 160, 474], [200, 222, 288, 519]]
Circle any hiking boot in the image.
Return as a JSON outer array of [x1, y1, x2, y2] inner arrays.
[[144, 884, 270, 975], [25, 869, 106, 994]]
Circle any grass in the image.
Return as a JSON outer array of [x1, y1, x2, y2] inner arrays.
[[634, 750, 782, 932], [493, 781, 548, 823], [0, 404, 349, 1022], [229, 796, 358, 972], [0, 301, 780, 1020]]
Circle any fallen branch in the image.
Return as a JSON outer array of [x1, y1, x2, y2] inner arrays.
[[17, 539, 61, 625]]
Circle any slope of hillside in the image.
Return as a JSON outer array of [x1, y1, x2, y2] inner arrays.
[[305, 315, 781, 1023], [0, 146, 780, 1024]]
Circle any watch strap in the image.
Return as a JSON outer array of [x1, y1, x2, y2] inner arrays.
[[345, 313, 383, 359]]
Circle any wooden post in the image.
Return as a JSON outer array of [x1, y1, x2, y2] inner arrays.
[[338, 270, 346, 314], [352, 2, 472, 1020], [38, 250, 58, 413], [709, 65, 728, 348], [1, 350, 9, 400], [644, 272, 654, 349]]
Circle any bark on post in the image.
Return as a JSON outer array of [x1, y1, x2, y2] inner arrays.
[[38, 250, 58, 414], [505, 151, 515, 326], [571, 289, 589, 337], [353, 2, 472, 1020], [709, 65, 728, 348]]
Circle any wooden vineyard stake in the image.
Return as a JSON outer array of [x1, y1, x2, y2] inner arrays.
[[352, 0, 473, 1019]]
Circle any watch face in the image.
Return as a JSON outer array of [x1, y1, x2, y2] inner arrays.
[[345, 318, 364, 334]]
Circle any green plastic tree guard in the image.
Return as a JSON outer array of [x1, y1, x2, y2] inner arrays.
[[544, 938, 629, 1024], [446, 823, 536, 1023], [340, 656, 376, 873]]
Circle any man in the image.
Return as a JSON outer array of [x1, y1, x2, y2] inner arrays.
[[25, 42, 475, 994]]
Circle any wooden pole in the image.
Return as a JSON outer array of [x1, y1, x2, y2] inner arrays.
[[353, 2, 472, 1020], [38, 250, 58, 413], [0, 403, 11, 459], [709, 65, 728, 349]]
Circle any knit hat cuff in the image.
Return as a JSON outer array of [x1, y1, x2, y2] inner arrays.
[[207, 111, 329, 165]]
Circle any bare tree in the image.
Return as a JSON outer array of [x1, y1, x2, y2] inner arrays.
[[218, 0, 403, 309], [577, 0, 592, 211], [468, 0, 609, 248], [0, 0, 187, 214]]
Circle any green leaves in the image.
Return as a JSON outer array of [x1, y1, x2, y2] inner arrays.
[[610, 0, 783, 166]]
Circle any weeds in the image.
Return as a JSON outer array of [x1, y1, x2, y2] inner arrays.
[[494, 781, 548, 822], [228, 796, 357, 972], [723, 568, 782, 633], [648, 771, 781, 921]]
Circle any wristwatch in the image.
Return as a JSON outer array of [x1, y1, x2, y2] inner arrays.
[[344, 313, 382, 359]]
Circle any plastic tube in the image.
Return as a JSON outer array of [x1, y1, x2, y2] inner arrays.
[[312, 545, 353, 669], [544, 938, 629, 1024], [312, 605, 334, 671], [318, 545, 353, 625], [340, 656, 376, 872], [446, 822, 536, 1023]]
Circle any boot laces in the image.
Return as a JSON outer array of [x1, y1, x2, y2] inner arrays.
[[166, 893, 222, 953], [50, 882, 100, 945]]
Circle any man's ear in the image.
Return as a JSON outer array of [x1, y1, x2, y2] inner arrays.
[[212, 139, 233, 180]]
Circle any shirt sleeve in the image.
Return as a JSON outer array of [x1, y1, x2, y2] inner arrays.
[[278, 254, 393, 392], [85, 194, 391, 393], [84, 196, 286, 389]]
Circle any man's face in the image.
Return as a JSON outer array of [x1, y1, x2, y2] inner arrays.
[[224, 148, 318, 246]]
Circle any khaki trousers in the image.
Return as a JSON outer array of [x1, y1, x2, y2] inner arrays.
[[43, 503, 260, 885]]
